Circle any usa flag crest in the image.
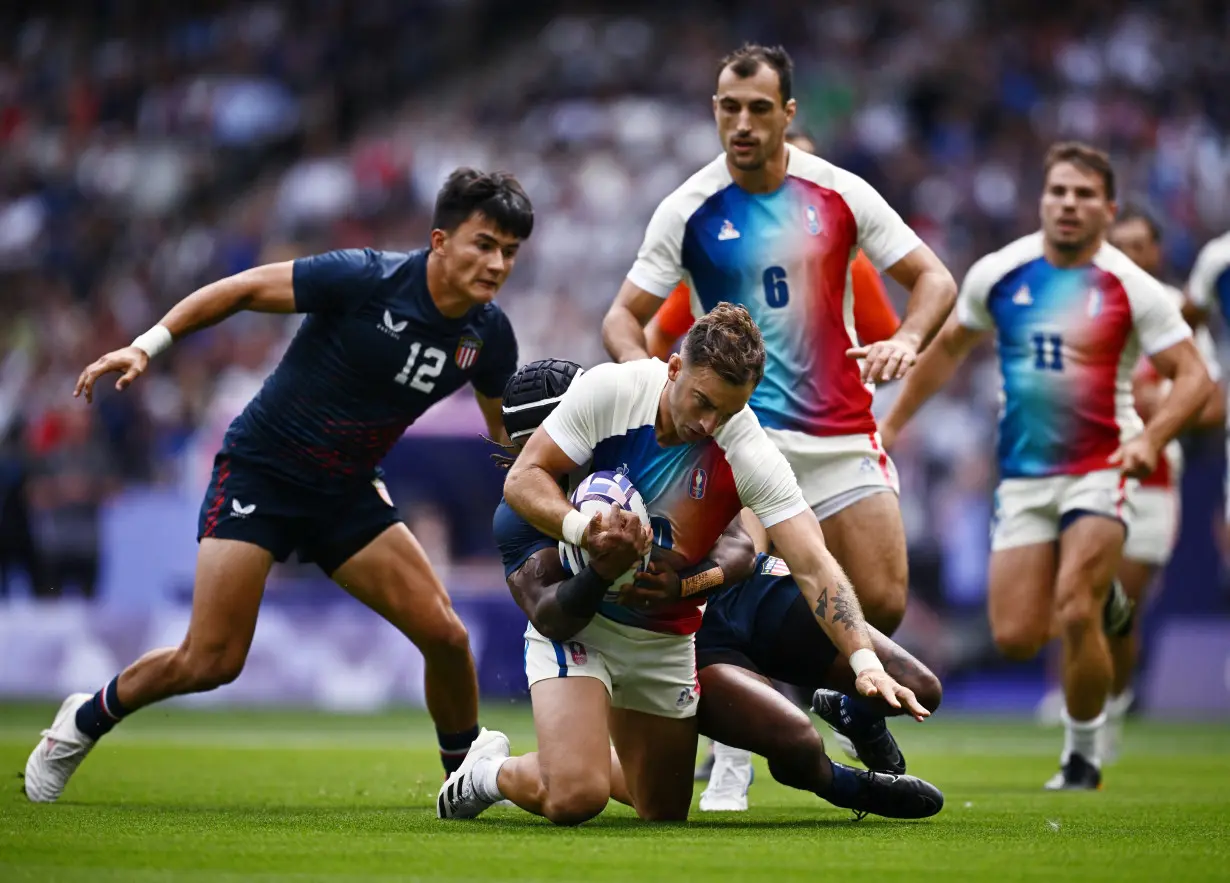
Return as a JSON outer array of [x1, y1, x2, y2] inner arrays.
[[688, 467, 708, 500], [761, 556, 790, 576], [454, 336, 482, 369]]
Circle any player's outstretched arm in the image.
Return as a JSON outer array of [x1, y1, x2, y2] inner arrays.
[[508, 506, 653, 641], [765, 510, 929, 720], [1113, 338, 1214, 477], [848, 245, 956, 384], [602, 280, 665, 363], [878, 313, 985, 449], [74, 262, 296, 403]]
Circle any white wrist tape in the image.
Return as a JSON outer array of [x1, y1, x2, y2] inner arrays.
[[132, 325, 173, 359], [562, 509, 589, 547], [850, 648, 885, 676]]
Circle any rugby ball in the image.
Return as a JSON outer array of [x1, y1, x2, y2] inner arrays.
[[559, 470, 652, 600]]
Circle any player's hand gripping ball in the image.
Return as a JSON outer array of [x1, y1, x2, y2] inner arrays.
[[559, 471, 652, 601]]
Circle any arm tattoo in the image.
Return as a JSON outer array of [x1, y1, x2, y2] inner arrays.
[[832, 583, 862, 632], [814, 587, 829, 621]]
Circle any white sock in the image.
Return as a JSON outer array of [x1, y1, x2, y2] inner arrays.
[[472, 756, 508, 802], [1061, 707, 1106, 767], [1106, 689, 1134, 719], [712, 741, 752, 767]]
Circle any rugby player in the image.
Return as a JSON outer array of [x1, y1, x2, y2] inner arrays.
[[880, 143, 1213, 789], [24, 169, 532, 802], [438, 305, 935, 825]]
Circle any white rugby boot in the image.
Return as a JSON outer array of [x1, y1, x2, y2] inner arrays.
[[698, 743, 753, 812], [436, 727, 510, 819], [24, 693, 96, 803]]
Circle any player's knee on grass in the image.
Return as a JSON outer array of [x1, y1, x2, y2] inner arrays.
[[542, 775, 609, 826], [905, 667, 943, 713]]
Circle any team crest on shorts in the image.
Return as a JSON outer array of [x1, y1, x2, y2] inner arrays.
[[454, 336, 482, 369], [805, 204, 821, 235], [676, 687, 697, 709], [688, 467, 708, 500], [568, 642, 588, 665]]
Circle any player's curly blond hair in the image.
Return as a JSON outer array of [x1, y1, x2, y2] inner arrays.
[[682, 302, 765, 388]]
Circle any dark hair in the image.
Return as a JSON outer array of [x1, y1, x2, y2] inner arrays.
[[1114, 202, 1162, 242], [432, 168, 534, 240], [501, 358, 584, 441], [718, 43, 793, 104], [682, 303, 765, 388], [1043, 142, 1116, 201]]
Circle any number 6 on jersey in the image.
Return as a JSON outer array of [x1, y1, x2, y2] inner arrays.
[[763, 266, 790, 308]]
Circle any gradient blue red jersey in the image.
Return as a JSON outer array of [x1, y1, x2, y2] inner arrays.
[[626, 144, 921, 438], [957, 233, 1191, 479]]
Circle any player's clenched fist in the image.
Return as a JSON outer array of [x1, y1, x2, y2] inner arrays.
[[74, 346, 150, 403], [584, 504, 652, 581]]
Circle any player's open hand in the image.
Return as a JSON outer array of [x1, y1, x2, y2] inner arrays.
[[847, 337, 918, 384], [855, 669, 931, 722], [586, 504, 653, 582], [74, 346, 150, 403], [1109, 434, 1159, 478]]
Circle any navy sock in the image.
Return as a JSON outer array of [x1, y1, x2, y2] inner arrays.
[[74, 676, 130, 741], [438, 725, 479, 775], [827, 761, 866, 806], [838, 693, 885, 735]]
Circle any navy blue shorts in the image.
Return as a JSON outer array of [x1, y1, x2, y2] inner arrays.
[[696, 554, 840, 686], [197, 453, 402, 575]]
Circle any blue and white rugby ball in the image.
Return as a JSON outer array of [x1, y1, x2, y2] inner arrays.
[[559, 470, 652, 600]]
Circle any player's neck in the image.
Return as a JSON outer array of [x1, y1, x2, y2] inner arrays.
[[727, 146, 789, 194], [424, 254, 477, 319], [1043, 235, 1104, 269], [654, 389, 682, 446]]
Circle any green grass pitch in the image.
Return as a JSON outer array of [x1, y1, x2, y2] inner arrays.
[[2, 703, 1228, 882]]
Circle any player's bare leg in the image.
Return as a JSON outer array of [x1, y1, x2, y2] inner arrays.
[[331, 524, 478, 760], [24, 538, 272, 802], [1110, 558, 1153, 699], [819, 492, 908, 634], [1046, 515, 1123, 789], [490, 678, 615, 824], [987, 542, 1057, 662], [697, 664, 943, 819], [609, 708, 698, 821]]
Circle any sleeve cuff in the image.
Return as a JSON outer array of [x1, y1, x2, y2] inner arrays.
[[1143, 324, 1193, 357], [869, 236, 922, 272], [757, 497, 811, 529], [626, 266, 678, 299]]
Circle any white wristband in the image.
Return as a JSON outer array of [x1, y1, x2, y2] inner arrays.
[[562, 509, 589, 547], [850, 648, 884, 676], [132, 325, 173, 359]]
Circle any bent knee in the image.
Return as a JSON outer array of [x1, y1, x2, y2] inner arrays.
[[543, 783, 609, 826], [635, 802, 690, 822], [992, 625, 1047, 661], [174, 644, 246, 692], [412, 603, 473, 657]]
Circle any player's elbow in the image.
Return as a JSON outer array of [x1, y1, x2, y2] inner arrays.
[[532, 609, 583, 643]]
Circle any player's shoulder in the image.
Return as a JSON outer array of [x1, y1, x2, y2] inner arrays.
[[786, 147, 863, 192], [657, 154, 734, 221], [1093, 242, 1168, 299], [1191, 231, 1230, 276], [572, 358, 667, 396], [967, 232, 1046, 286], [713, 405, 772, 454]]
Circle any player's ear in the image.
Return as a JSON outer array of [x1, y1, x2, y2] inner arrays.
[[667, 352, 683, 380], [783, 98, 797, 125], [430, 228, 448, 254]]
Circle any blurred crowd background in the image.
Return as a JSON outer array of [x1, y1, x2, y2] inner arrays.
[[3, 0, 1229, 698]]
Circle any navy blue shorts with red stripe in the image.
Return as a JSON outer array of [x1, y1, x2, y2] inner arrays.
[[197, 452, 402, 575]]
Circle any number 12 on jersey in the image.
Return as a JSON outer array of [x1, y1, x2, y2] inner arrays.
[[395, 342, 446, 392], [1031, 333, 1064, 372]]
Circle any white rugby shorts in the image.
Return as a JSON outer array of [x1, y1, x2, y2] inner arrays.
[[523, 615, 699, 719], [763, 428, 899, 520], [991, 469, 1137, 551]]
